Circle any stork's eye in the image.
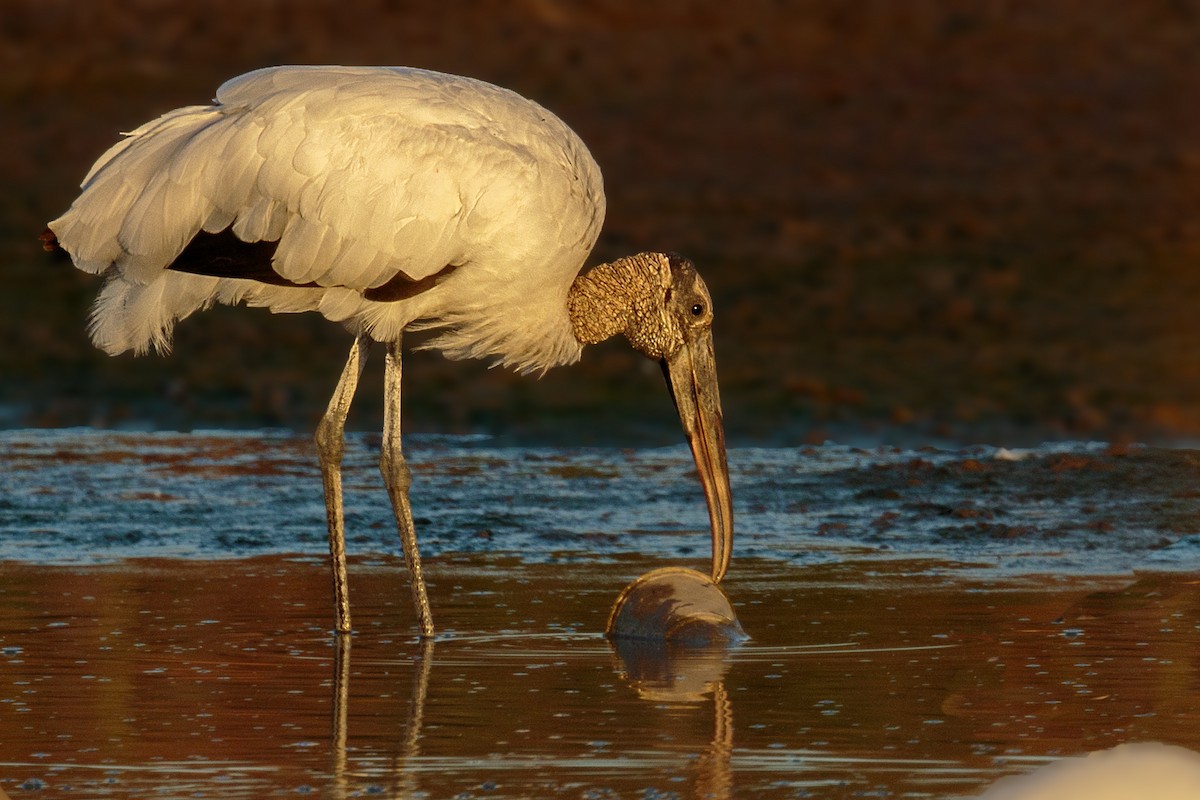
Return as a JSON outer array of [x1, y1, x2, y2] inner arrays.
[[690, 302, 705, 317]]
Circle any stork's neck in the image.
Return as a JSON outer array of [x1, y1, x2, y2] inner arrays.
[[567, 254, 665, 347]]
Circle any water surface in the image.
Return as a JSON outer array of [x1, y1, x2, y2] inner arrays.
[[1, 431, 1198, 797]]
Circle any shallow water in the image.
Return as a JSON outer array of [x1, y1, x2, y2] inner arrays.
[[4, 429, 1200, 573], [1, 431, 1199, 797]]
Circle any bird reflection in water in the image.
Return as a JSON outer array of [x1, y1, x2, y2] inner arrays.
[[324, 567, 746, 799], [326, 633, 740, 800]]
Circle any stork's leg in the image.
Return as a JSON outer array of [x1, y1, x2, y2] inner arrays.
[[316, 335, 370, 634], [381, 338, 436, 638]]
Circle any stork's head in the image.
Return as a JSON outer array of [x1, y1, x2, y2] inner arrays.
[[569, 252, 733, 583]]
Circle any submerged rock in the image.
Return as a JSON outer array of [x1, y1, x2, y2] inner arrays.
[[605, 566, 747, 645]]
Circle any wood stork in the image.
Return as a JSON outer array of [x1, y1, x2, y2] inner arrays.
[[43, 65, 733, 638]]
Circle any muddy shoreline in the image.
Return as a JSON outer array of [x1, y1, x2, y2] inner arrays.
[[5, 2, 1200, 443]]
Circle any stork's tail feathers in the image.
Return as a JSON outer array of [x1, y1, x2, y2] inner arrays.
[[46, 102, 249, 355], [87, 273, 223, 356], [40, 225, 179, 355], [42, 222, 216, 356]]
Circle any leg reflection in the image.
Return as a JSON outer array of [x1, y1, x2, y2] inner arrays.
[[387, 637, 435, 798], [403, 640, 435, 764], [330, 636, 434, 799], [331, 634, 351, 799]]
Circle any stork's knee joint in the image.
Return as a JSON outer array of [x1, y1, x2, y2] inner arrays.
[[315, 416, 344, 463], [380, 448, 412, 492]]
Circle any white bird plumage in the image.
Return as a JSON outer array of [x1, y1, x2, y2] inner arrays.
[[52, 65, 605, 372], [48, 65, 733, 637], [967, 743, 1200, 800]]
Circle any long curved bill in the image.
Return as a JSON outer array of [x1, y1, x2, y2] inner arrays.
[[662, 329, 734, 583]]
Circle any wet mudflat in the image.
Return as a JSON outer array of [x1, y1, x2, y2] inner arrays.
[[1, 430, 1199, 798]]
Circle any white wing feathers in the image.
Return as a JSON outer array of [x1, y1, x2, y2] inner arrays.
[[50, 66, 607, 369]]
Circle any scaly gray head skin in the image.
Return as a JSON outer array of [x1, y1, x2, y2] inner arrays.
[[568, 252, 734, 583]]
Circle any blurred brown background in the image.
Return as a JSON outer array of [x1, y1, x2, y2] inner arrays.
[[3, 0, 1199, 444]]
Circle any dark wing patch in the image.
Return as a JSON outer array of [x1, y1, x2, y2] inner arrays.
[[167, 229, 312, 287], [167, 227, 458, 301], [363, 262, 460, 302]]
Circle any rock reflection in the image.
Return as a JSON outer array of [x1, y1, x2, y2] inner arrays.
[[608, 636, 734, 703], [609, 636, 737, 800]]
